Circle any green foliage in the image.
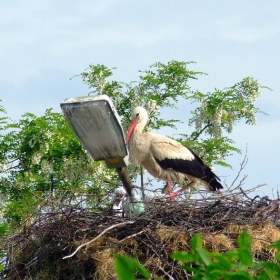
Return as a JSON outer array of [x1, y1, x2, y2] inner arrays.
[[76, 61, 205, 131], [180, 136, 241, 168], [179, 77, 269, 167], [171, 231, 280, 279], [114, 255, 150, 280], [0, 108, 119, 228], [76, 61, 267, 169], [0, 61, 268, 232], [115, 232, 280, 280], [268, 240, 280, 261], [0, 100, 7, 129]]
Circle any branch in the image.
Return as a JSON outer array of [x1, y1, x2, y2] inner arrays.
[[191, 122, 213, 141], [159, 267, 176, 280], [230, 145, 249, 188], [63, 221, 134, 259], [119, 230, 145, 242], [140, 166, 145, 199]]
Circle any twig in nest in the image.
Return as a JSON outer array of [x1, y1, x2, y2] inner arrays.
[[230, 145, 249, 189], [240, 187, 252, 200], [119, 230, 145, 242], [63, 221, 134, 259], [159, 267, 176, 280]]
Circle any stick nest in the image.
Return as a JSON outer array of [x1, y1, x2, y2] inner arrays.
[[1, 187, 280, 280]]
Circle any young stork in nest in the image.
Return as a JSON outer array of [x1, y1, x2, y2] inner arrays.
[[125, 106, 223, 199]]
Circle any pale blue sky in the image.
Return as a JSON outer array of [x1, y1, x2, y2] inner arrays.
[[1, 1, 279, 197]]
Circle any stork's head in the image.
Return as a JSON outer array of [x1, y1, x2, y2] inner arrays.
[[131, 106, 149, 123], [126, 106, 148, 143]]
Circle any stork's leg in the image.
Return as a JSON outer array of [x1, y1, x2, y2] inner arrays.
[[167, 180, 176, 200], [172, 181, 194, 198]]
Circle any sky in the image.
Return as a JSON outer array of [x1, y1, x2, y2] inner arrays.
[[1, 0, 279, 198]]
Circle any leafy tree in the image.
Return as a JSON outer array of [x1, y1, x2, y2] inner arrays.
[[0, 108, 119, 230], [77, 61, 267, 168], [0, 61, 267, 230]]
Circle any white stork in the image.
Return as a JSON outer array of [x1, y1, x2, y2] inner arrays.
[[125, 106, 223, 199]]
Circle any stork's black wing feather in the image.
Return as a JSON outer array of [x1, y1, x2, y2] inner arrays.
[[154, 147, 223, 191]]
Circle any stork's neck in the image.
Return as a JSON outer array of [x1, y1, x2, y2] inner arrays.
[[133, 120, 146, 136], [128, 120, 149, 164]]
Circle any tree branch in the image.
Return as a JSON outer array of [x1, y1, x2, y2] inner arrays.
[[191, 122, 213, 141], [230, 145, 249, 188]]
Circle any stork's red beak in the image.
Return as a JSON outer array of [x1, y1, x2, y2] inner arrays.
[[125, 120, 138, 143]]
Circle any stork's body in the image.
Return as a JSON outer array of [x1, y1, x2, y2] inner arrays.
[[126, 106, 223, 199]]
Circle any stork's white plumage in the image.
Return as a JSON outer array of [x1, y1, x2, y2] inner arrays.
[[125, 106, 223, 199]]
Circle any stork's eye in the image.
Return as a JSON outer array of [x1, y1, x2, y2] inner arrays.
[[136, 113, 139, 117]]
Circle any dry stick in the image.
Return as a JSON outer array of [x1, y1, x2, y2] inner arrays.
[[159, 267, 176, 280], [230, 145, 249, 189], [184, 187, 257, 202], [119, 230, 145, 242], [140, 166, 145, 200], [63, 221, 134, 259], [240, 187, 253, 200]]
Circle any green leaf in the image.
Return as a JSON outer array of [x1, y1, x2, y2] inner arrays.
[[238, 249, 253, 266], [223, 250, 239, 260], [251, 262, 262, 271], [261, 262, 280, 277], [196, 248, 211, 265], [114, 255, 137, 280], [0, 223, 8, 237], [237, 231, 251, 250], [269, 240, 280, 251], [114, 255, 150, 280], [227, 271, 251, 280], [257, 270, 269, 280], [209, 255, 232, 270], [191, 233, 202, 251], [171, 251, 197, 262], [275, 252, 280, 260], [136, 261, 150, 279], [181, 265, 202, 275], [205, 268, 224, 278]]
